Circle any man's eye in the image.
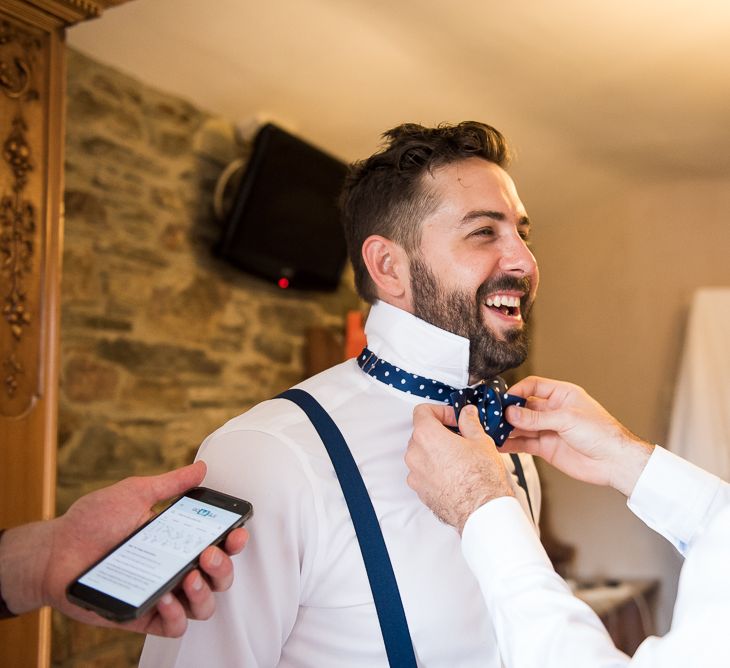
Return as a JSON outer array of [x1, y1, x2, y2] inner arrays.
[[471, 227, 494, 238], [519, 231, 531, 242]]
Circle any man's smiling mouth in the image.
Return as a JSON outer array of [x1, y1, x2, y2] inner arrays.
[[485, 293, 523, 320]]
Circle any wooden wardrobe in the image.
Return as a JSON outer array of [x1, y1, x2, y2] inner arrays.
[[0, 2, 130, 666]]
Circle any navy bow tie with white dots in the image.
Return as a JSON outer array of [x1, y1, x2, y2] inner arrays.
[[356, 347, 525, 446]]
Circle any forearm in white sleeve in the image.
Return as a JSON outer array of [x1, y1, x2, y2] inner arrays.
[[628, 446, 730, 555], [461, 497, 629, 668]]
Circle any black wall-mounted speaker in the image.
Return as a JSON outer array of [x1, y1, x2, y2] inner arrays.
[[215, 123, 349, 291]]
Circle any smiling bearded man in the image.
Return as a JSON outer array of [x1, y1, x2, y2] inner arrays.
[[141, 121, 542, 668], [403, 148, 538, 384]]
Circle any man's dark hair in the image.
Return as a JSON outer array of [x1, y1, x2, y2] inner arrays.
[[339, 121, 511, 303]]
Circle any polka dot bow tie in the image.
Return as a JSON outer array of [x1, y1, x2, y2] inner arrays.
[[357, 347, 526, 446]]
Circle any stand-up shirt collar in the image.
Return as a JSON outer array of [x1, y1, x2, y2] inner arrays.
[[364, 300, 471, 388]]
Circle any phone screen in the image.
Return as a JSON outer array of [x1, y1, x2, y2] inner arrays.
[[76, 495, 244, 607]]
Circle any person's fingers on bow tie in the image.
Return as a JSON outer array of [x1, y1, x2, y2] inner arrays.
[[456, 401, 493, 441], [503, 376, 654, 497], [416, 402, 460, 429], [406, 404, 513, 533]]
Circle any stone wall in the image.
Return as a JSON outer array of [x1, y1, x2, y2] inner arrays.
[[54, 49, 360, 667]]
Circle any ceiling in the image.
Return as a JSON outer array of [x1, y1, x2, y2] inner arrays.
[[68, 0, 730, 179]]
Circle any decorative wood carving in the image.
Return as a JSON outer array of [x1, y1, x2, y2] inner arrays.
[[0, 2, 132, 665], [23, 0, 130, 24], [0, 18, 41, 414], [0, 1, 132, 31]]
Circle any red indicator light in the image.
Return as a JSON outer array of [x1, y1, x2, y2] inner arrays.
[[278, 277, 290, 289]]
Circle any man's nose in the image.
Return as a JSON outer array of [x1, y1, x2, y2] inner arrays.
[[498, 235, 537, 275]]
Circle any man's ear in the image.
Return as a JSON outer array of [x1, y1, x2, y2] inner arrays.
[[361, 235, 411, 306]]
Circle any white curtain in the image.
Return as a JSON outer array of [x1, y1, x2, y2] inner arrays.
[[666, 288, 730, 480]]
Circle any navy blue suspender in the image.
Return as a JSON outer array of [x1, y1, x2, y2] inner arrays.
[[509, 453, 534, 521], [277, 389, 418, 667]]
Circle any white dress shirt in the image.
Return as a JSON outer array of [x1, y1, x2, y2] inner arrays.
[[141, 301, 541, 667], [462, 446, 730, 668]]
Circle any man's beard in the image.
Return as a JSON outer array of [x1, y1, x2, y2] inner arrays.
[[410, 255, 534, 381]]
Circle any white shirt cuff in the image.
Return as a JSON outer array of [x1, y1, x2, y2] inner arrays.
[[628, 445, 725, 553]]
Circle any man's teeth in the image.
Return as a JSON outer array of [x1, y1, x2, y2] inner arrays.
[[486, 295, 520, 308]]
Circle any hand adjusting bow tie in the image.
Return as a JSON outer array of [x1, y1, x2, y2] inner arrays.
[[357, 347, 525, 446]]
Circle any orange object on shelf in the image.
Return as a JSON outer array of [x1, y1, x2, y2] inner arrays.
[[344, 310, 367, 359]]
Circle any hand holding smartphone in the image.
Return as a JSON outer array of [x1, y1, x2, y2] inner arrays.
[[66, 487, 253, 622]]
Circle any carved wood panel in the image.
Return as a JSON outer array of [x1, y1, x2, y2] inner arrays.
[[0, 3, 133, 666], [0, 17, 43, 417], [0, 10, 59, 666]]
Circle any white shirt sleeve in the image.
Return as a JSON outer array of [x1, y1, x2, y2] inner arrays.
[[629, 504, 730, 668], [461, 448, 730, 668], [627, 446, 730, 555], [140, 428, 322, 667], [461, 497, 629, 668]]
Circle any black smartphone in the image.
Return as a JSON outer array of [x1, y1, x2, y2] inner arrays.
[[66, 487, 253, 622]]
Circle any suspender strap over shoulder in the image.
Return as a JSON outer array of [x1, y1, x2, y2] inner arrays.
[[277, 389, 418, 668]]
